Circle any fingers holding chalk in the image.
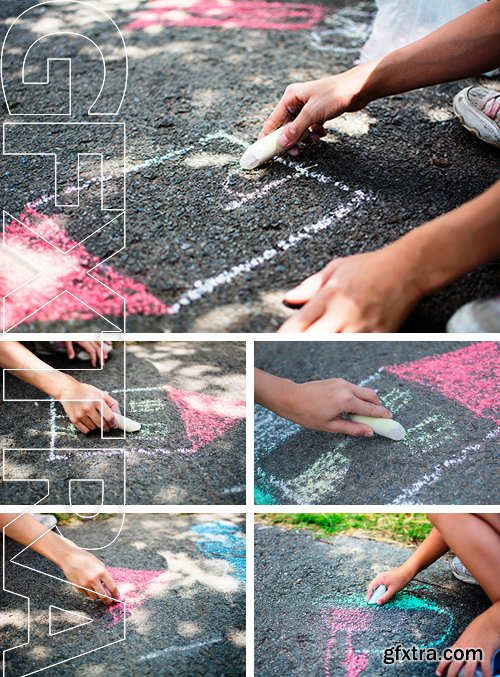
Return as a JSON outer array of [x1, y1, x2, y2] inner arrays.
[[367, 584, 388, 605]]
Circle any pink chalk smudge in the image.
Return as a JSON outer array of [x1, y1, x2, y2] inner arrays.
[[384, 342, 500, 426], [106, 566, 177, 625], [167, 387, 245, 451], [126, 0, 326, 31], [322, 608, 372, 677], [1, 209, 168, 329]]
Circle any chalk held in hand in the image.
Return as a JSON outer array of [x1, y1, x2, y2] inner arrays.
[[368, 584, 387, 605], [114, 412, 141, 433], [240, 125, 308, 170], [350, 415, 406, 441]]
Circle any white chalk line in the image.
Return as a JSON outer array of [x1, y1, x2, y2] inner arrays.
[[169, 190, 369, 314], [21, 130, 370, 317], [222, 484, 246, 494], [139, 636, 223, 661], [393, 427, 500, 504]]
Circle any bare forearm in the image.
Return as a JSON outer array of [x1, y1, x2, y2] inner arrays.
[[254, 368, 295, 417], [0, 341, 74, 399], [0, 514, 75, 568], [392, 180, 500, 295], [357, 0, 500, 106], [401, 528, 450, 578]]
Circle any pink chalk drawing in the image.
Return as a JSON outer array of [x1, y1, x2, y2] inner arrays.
[[126, 0, 326, 32], [322, 608, 371, 677], [1, 209, 168, 329], [106, 566, 177, 626], [167, 387, 246, 451], [384, 342, 500, 426]]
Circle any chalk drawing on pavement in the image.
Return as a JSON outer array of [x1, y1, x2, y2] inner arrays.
[[255, 343, 500, 504], [106, 566, 177, 626], [46, 384, 245, 460], [190, 520, 246, 583], [320, 588, 454, 677], [7, 131, 370, 325], [126, 0, 326, 32]]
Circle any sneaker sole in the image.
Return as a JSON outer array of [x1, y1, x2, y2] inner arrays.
[[453, 95, 500, 149], [451, 567, 478, 585]]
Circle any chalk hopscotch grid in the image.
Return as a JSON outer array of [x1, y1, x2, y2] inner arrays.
[[47, 385, 195, 460], [20, 130, 372, 317], [255, 368, 500, 505]]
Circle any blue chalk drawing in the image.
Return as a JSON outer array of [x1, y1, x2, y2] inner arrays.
[[191, 521, 246, 583]]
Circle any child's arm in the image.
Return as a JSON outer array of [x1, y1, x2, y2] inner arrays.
[[0, 514, 120, 604], [254, 367, 392, 437], [261, 0, 500, 147], [366, 528, 450, 605], [279, 179, 500, 333], [0, 341, 119, 433]]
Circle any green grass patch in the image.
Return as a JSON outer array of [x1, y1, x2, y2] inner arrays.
[[256, 513, 432, 546]]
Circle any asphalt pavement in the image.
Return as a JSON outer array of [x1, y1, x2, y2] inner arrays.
[[0, 341, 246, 505], [255, 524, 490, 676], [1, 513, 246, 676], [254, 341, 499, 504], [1, 0, 498, 332]]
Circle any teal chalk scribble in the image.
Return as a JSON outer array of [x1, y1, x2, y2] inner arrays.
[[318, 585, 454, 651], [191, 521, 246, 583]]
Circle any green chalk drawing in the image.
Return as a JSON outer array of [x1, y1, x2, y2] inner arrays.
[[255, 485, 278, 505]]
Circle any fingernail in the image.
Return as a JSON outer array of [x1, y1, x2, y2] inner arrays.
[[278, 133, 291, 147], [364, 430, 374, 437]]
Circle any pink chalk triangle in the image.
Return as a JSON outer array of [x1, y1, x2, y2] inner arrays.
[[167, 387, 245, 451], [384, 342, 499, 426], [106, 566, 176, 625]]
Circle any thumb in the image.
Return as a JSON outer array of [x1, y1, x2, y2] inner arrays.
[[284, 271, 327, 306], [278, 106, 315, 148]]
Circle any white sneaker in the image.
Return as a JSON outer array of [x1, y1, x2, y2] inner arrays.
[[453, 86, 500, 148], [450, 556, 478, 585], [447, 297, 500, 332]]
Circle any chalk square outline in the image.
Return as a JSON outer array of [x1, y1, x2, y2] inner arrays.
[[0, 0, 129, 118]]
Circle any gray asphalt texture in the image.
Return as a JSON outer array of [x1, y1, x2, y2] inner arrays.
[[254, 525, 490, 677], [1, 0, 499, 333], [1, 513, 245, 676], [0, 341, 246, 505], [254, 341, 499, 505]]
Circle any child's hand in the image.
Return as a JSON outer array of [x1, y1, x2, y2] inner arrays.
[[283, 378, 392, 436], [259, 68, 371, 150], [278, 247, 424, 333], [57, 381, 119, 434], [64, 341, 111, 368], [61, 545, 120, 605], [366, 566, 414, 605], [436, 602, 500, 677]]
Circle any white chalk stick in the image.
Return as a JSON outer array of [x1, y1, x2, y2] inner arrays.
[[368, 584, 387, 605], [350, 415, 406, 441], [114, 413, 141, 433], [240, 125, 308, 170]]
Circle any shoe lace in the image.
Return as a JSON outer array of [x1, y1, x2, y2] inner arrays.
[[483, 92, 500, 120]]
